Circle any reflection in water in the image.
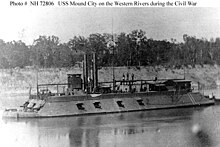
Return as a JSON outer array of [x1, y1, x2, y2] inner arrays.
[[69, 128, 83, 147], [190, 106, 220, 147], [1, 106, 220, 147]]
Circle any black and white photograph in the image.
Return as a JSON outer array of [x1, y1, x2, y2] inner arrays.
[[0, 0, 220, 146]]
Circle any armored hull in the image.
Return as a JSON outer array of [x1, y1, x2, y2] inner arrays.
[[2, 91, 214, 118], [1, 53, 215, 118]]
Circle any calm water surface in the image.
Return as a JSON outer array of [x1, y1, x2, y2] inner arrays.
[[1, 88, 220, 147], [1, 105, 220, 147]]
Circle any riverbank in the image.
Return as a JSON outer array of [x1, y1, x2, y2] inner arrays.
[[0, 64, 219, 94], [0, 64, 219, 108]]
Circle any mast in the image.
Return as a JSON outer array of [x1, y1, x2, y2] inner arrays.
[[112, 17, 116, 92], [36, 46, 39, 97], [183, 43, 186, 80]]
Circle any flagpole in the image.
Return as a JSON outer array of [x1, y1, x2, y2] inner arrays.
[[112, 17, 115, 93]]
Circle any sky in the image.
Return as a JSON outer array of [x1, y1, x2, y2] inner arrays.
[[0, 0, 220, 45]]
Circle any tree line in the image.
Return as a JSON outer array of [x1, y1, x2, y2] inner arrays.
[[0, 30, 220, 69]]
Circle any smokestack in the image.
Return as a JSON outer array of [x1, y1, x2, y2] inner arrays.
[[83, 54, 89, 93], [82, 61, 85, 91], [93, 52, 98, 92]]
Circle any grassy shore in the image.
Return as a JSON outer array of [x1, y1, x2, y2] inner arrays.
[[0, 64, 219, 93], [0, 65, 219, 108]]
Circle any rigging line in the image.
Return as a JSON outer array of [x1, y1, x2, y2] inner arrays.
[[188, 93, 196, 104], [190, 93, 197, 104]]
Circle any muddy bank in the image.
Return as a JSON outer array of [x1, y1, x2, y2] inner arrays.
[[0, 64, 219, 95]]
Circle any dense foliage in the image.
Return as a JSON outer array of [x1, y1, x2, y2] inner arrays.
[[0, 30, 220, 69]]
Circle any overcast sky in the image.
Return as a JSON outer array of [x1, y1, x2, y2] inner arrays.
[[0, 2, 220, 45]]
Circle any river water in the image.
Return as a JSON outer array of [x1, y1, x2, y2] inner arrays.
[[1, 88, 220, 147], [1, 105, 220, 147]]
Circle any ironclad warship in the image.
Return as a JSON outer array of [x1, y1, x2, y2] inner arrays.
[[2, 53, 214, 118]]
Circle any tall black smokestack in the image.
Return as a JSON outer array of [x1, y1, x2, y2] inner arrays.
[[93, 52, 98, 92], [83, 54, 89, 93]]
